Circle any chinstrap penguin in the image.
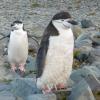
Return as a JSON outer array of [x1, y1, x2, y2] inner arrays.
[[8, 20, 28, 72], [36, 11, 77, 93]]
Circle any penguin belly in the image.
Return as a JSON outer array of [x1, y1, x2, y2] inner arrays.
[[8, 32, 28, 65], [37, 33, 74, 90]]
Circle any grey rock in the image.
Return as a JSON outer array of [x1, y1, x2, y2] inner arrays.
[[27, 94, 56, 100], [82, 66, 100, 78], [26, 56, 36, 73], [91, 32, 100, 45], [85, 74, 100, 91], [81, 19, 93, 28], [75, 39, 92, 48], [10, 78, 41, 99], [75, 33, 92, 48], [0, 95, 15, 100], [89, 47, 100, 63], [0, 90, 15, 100], [91, 62, 100, 70], [75, 33, 91, 42], [28, 37, 39, 53], [70, 69, 84, 84], [68, 79, 95, 100], [74, 50, 90, 62], [0, 83, 11, 91], [70, 65, 100, 83], [75, 33, 92, 62], [72, 25, 83, 39]]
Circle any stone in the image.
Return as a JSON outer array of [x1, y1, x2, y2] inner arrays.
[[85, 74, 100, 92], [28, 36, 39, 54], [26, 56, 36, 73], [68, 79, 95, 100], [74, 50, 90, 62], [10, 78, 41, 99], [75, 33, 92, 48], [81, 19, 93, 28], [0, 90, 15, 100], [91, 32, 100, 45], [88, 47, 100, 63], [0, 83, 10, 91], [72, 25, 83, 39], [70, 65, 100, 84], [27, 94, 56, 100], [0, 95, 15, 100], [70, 69, 84, 83], [91, 62, 100, 70]]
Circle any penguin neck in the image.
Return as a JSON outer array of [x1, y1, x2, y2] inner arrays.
[[58, 28, 73, 37], [12, 28, 23, 32]]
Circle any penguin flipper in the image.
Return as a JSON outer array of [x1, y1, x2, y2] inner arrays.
[[36, 39, 49, 78]]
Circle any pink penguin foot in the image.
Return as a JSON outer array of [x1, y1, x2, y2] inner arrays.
[[42, 85, 52, 94], [19, 64, 25, 72], [11, 64, 17, 72], [56, 83, 66, 90], [42, 83, 66, 94]]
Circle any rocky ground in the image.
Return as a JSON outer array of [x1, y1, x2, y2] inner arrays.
[[0, 0, 100, 100]]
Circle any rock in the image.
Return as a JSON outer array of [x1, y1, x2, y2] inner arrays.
[[74, 50, 90, 62], [74, 33, 92, 63], [27, 94, 56, 100], [0, 95, 15, 100], [85, 74, 100, 92], [24, 56, 37, 78], [0, 89, 15, 100], [68, 79, 95, 100], [88, 47, 100, 63], [10, 78, 41, 99], [81, 19, 93, 28], [72, 25, 83, 39], [26, 56, 36, 72], [82, 66, 100, 78], [28, 37, 39, 55], [0, 62, 21, 80], [91, 32, 100, 45], [70, 69, 84, 83], [70, 65, 100, 84], [91, 62, 100, 70], [0, 83, 10, 91], [75, 33, 92, 48]]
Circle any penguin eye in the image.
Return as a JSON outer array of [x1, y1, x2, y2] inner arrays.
[[61, 19, 64, 21]]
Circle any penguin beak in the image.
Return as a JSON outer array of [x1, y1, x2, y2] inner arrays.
[[11, 23, 14, 27], [67, 20, 78, 25]]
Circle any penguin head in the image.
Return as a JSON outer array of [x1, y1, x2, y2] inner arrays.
[[11, 20, 23, 30], [52, 11, 78, 31]]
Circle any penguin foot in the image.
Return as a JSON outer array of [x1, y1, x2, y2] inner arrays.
[[56, 83, 66, 90], [42, 85, 52, 94], [19, 64, 25, 72], [42, 83, 66, 94], [11, 64, 17, 72]]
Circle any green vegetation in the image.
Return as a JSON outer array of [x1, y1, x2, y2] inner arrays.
[[31, 2, 41, 8], [0, 79, 12, 84]]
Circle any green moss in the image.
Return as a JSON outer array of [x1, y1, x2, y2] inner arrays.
[[74, 49, 81, 58], [23, 70, 36, 77], [4, 63, 10, 69], [93, 91, 100, 100], [31, 3, 41, 8], [0, 79, 12, 84]]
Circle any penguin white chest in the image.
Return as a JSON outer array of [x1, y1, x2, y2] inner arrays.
[[45, 30, 74, 72], [8, 30, 28, 64], [40, 29, 74, 86]]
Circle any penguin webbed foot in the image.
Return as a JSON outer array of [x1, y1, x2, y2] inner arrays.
[[19, 63, 25, 72], [42, 83, 66, 94], [11, 64, 17, 72]]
